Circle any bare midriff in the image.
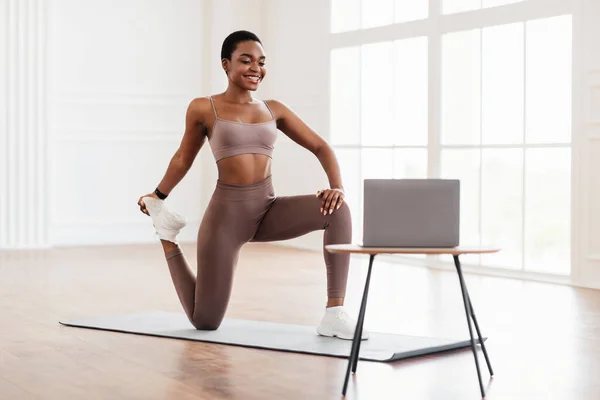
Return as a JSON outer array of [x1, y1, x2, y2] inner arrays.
[[216, 154, 272, 184]]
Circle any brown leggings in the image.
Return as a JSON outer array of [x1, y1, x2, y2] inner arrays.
[[164, 175, 352, 330]]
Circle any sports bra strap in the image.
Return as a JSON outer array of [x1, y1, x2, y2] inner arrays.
[[208, 96, 218, 118], [263, 100, 275, 119]]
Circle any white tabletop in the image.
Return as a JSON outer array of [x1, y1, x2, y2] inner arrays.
[[325, 244, 500, 256]]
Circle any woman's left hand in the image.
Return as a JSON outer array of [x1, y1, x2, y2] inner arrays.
[[316, 188, 345, 215]]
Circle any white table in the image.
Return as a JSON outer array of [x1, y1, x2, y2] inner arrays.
[[325, 244, 500, 399]]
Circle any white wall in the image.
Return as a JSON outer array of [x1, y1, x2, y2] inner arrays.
[[49, 0, 208, 246], [1, 0, 207, 248]]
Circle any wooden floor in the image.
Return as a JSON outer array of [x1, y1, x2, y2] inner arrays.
[[1, 242, 599, 400]]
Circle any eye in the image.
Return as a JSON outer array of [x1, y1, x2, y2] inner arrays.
[[259, 62, 266, 67]]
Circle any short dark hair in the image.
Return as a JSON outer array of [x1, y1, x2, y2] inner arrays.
[[220, 30, 262, 60]]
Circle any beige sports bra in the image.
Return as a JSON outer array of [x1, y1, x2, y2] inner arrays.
[[207, 96, 277, 162]]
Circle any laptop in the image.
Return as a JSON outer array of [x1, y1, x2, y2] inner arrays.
[[361, 179, 460, 248]]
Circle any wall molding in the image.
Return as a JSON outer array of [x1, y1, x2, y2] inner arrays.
[[52, 130, 182, 143], [53, 92, 193, 106], [1, 0, 48, 249], [51, 220, 201, 247]]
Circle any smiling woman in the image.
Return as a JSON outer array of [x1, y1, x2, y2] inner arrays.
[[135, 30, 366, 341], [220, 31, 267, 90]]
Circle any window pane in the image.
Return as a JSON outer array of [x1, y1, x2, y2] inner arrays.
[[482, 23, 524, 144], [442, 0, 479, 15], [394, 37, 428, 146], [331, 0, 360, 33], [334, 148, 362, 243], [526, 15, 572, 144], [361, 148, 393, 180], [524, 148, 571, 275], [441, 29, 481, 145], [395, 0, 428, 23], [362, 42, 394, 146], [330, 47, 361, 145], [441, 149, 481, 265], [393, 148, 427, 179], [362, 0, 394, 29], [480, 149, 523, 269]]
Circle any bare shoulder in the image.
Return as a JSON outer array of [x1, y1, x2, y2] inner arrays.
[[264, 99, 293, 120], [187, 97, 215, 125]]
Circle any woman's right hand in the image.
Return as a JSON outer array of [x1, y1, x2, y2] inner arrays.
[[137, 192, 159, 216]]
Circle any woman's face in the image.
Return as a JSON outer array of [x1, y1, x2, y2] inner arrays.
[[223, 40, 267, 91]]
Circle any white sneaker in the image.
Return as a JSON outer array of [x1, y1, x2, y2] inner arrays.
[[142, 196, 186, 244], [316, 307, 369, 340]]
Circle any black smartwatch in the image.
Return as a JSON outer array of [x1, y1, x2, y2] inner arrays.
[[154, 187, 168, 200]]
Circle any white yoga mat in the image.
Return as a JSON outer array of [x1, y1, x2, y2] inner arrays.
[[59, 311, 484, 362]]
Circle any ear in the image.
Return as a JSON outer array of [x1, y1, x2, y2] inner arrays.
[[221, 58, 229, 75]]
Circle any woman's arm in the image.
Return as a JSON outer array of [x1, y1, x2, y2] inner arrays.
[[138, 98, 208, 215], [266, 99, 345, 215], [155, 98, 208, 195]]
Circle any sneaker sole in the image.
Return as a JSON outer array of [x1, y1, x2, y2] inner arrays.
[[316, 326, 368, 341]]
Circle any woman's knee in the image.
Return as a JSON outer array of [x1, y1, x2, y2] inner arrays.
[[190, 299, 225, 331], [331, 201, 351, 222], [192, 321, 221, 331], [191, 316, 222, 331], [325, 201, 352, 238]]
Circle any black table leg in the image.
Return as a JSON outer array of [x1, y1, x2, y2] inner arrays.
[[342, 254, 375, 397], [351, 254, 376, 374], [468, 295, 494, 377], [453, 255, 490, 399]]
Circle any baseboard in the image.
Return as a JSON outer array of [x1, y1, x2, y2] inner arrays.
[[50, 220, 201, 246]]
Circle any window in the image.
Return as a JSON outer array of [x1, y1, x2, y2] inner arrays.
[[330, 1, 573, 276], [331, 0, 428, 33], [330, 37, 429, 244]]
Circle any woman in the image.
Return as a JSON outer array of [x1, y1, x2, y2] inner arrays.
[[137, 30, 368, 341]]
